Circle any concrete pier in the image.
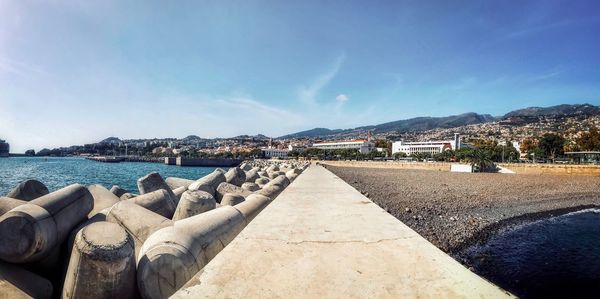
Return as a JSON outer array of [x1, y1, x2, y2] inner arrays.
[[173, 165, 513, 298]]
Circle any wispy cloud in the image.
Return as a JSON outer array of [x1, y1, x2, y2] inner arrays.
[[298, 53, 345, 105], [335, 94, 349, 103], [0, 56, 48, 77]]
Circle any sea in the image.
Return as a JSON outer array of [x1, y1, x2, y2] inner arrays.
[[461, 209, 600, 299], [0, 156, 219, 195]]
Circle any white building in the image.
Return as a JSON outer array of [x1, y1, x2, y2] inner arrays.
[[261, 148, 289, 158], [311, 140, 376, 154], [392, 133, 461, 156]]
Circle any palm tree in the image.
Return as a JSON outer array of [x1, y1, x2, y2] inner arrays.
[[467, 149, 494, 172]]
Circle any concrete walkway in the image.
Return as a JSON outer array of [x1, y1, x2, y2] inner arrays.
[[173, 165, 513, 298]]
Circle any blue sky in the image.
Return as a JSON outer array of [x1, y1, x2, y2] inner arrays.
[[1, 0, 600, 152]]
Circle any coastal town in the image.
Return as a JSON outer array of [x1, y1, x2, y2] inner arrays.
[[4, 104, 600, 167]]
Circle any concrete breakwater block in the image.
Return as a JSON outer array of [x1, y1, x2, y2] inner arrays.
[[109, 185, 128, 198], [172, 190, 216, 221], [188, 169, 226, 196], [137, 172, 179, 205], [255, 177, 270, 188], [165, 177, 195, 190], [87, 184, 121, 218], [215, 182, 251, 202], [0, 260, 53, 299], [106, 201, 173, 257], [234, 194, 272, 222], [244, 168, 260, 183], [173, 186, 187, 200], [5, 179, 49, 201], [0, 184, 93, 263], [62, 222, 136, 299], [0, 197, 26, 216], [220, 193, 245, 206], [137, 206, 247, 299], [241, 182, 260, 192], [127, 189, 177, 219], [224, 167, 246, 187]]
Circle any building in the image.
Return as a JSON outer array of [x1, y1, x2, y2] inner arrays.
[[311, 140, 376, 154], [261, 148, 289, 159], [0, 139, 9, 157], [392, 133, 461, 156]]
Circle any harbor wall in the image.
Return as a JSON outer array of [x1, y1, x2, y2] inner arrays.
[[320, 161, 600, 176]]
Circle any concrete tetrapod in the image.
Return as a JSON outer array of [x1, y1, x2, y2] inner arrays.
[[0, 184, 93, 263], [0, 197, 26, 216], [244, 168, 260, 183], [136, 206, 246, 299], [165, 177, 195, 190], [5, 179, 49, 201], [106, 201, 173, 258], [62, 222, 136, 299], [215, 182, 251, 202], [224, 167, 246, 187], [220, 193, 245, 206], [127, 189, 177, 219], [233, 194, 272, 222], [241, 182, 260, 192], [0, 260, 53, 299], [87, 184, 121, 218], [172, 190, 216, 221], [109, 185, 128, 198], [188, 170, 226, 196], [137, 172, 179, 205], [173, 186, 187, 201]]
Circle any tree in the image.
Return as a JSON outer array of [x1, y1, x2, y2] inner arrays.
[[575, 127, 600, 151], [466, 149, 494, 172], [538, 133, 565, 163], [520, 137, 538, 154], [393, 152, 407, 160]]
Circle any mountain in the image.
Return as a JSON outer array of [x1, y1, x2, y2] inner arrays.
[[279, 113, 495, 139], [502, 103, 600, 119], [99, 137, 122, 144], [368, 112, 496, 133], [278, 128, 348, 139]]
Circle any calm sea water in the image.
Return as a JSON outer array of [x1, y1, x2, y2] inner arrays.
[[461, 209, 600, 299], [0, 157, 220, 195]]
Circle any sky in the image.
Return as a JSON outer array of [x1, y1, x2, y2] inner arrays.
[[1, 0, 600, 152]]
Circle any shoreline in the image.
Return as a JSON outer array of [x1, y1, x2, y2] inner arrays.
[[324, 164, 600, 256]]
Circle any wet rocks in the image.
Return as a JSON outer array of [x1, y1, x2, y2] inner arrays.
[[5, 179, 49, 201]]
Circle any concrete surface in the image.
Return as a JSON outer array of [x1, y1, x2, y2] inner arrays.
[[173, 165, 513, 299]]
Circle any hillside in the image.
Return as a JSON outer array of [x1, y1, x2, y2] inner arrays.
[[279, 104, 600, 139]]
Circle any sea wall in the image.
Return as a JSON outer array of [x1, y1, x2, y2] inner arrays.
[[320, 160, 451, 171], [320, 160, 600, 176], [497, 163, 600, 176]]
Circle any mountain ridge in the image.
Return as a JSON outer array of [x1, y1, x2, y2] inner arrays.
[[278, 103, 600, 139]]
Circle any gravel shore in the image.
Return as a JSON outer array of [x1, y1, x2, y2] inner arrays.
[[324, 165, 600, 254]]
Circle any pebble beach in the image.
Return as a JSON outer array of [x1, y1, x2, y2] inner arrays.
[[325, 165, 600, 253]]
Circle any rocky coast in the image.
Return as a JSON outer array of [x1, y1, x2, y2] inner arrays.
[[324, 165, 600, 254]]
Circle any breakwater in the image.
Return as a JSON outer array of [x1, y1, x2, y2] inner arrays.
[[86, 156, 163, 163], [0, 159, 307, 298], [164, 157, 243, 167]]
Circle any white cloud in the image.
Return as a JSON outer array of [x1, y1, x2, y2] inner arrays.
[[298, 53, 345, 105], [335, 94, 349, 103]]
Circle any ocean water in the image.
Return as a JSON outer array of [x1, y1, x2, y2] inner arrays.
[[461, 209, 600, 299], [0, 157, 220, 195]]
